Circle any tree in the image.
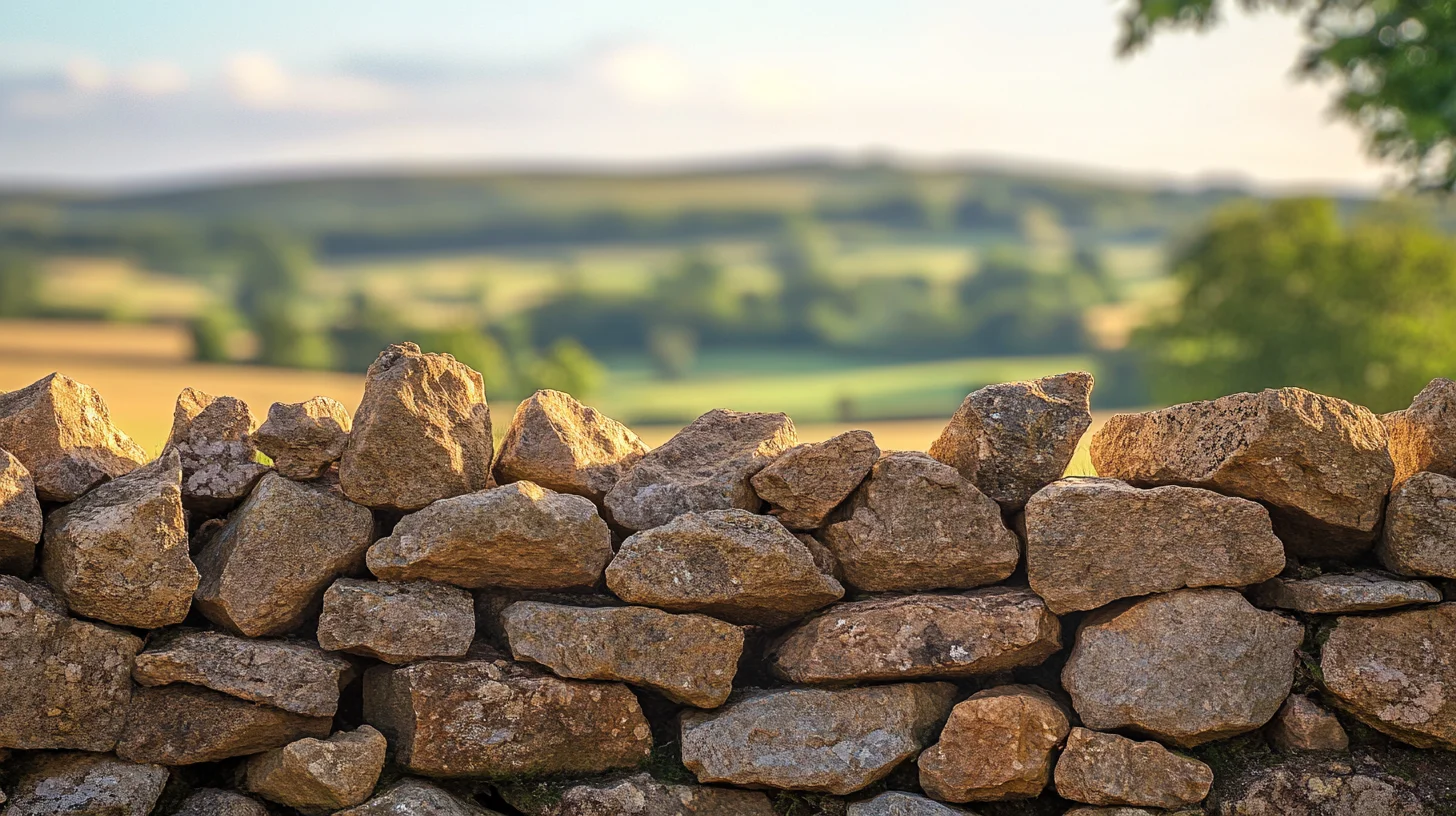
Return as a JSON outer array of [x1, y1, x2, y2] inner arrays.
[[1120, 1, 1456, 188], [1134, 197, 1456, 410], [0, 252, 40, 317]]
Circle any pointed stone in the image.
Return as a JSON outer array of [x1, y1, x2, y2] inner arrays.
[[132, 629, 354, 717], [1380, 470, 1456, 579], [818, 451, 1019, 592], [606, 509, 843, 627], [0, 449, 42, 575], [495, 389, 648, 505], [918, 685, 1071, 802], [115, 683, 332, 765], [335, 779, 502, 816], [0, 752, 168, 816], [750, 430, 879, 530], [0, 373, 146, 502], [40, 449, 197, 628], [605, 408, 797, 531], [503, 773, 778, 816], [175, 789, 271, 816], [1384, 377, 1456, 486], [318, 578, 475, 664], [194, 472, 375, 636], [340, 342, 493, 511], [1053, 728, 1212, 809], [246, 725, 388, 813], [166, 387, 269, 511], [367, 481, 612, 590], [1267, 694, 1349, 752], [929, 371, 1094, 510], [1250, 571, 1441, 615], [254, 396, 352, 480]]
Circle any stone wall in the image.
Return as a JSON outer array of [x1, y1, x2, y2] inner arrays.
[[0, 343, 1454, 815]]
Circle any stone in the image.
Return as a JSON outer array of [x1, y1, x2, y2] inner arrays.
[[1063, 809, 1184, 816], [1384, 377, 1456, 485], [605, 509, 843, 627], [253, 395, 352, 480], [847, 792, 976, 815], [1267, 694, 1349, 752], [194, 472, 375, 636], [928, 371, 1094, 510], [1053, 728, 1212, 809], [335, 779, 501, 816], [768, 588, 1060, 684], [132, 629, 354, 717], [1, 752, 168, 816], [494, 389, 648, 505], [115, 683, 332, 765], [1215, 757, 1427, 815], [818, 451, 1019, 592], [502, 601, 744, 708], [175, 789, 271, 816], [0, 373, 146, 502], [605, 408, 797, 531], [340, 342, 493, 510], [0, 450, 41, 576], [679, 682, 958, 795], [505, 773, 778, 816], [367, 481, 612, 590], [364, 657, 652, 778], [918, 685, 1071, 802], [1024, 477, 1284, 614], [1062, 588, 1302, 747], [1250, 571, 1441, 614], [1379, 471, 1456, 579], [246, 725, 388, 813], [40, 449, 197, 628], [750, 429, 879, 530], [1321, 603, 1456, 749], [165, 387, 269, 511], [1090, 387, 1393, 556], [0, 575, 140, 751], [318, 578, 475, 664]]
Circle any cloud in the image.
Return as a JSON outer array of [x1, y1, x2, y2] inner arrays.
[[63, 57, 108, 93], [591, 44, 692, 105], [224, 52, 395, 112], [123, 61, 188, 96]]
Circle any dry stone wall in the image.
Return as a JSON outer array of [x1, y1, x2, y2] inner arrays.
[[1, 344, 1455, 815]]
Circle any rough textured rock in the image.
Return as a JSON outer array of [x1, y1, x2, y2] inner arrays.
[[928, 371, 1094, 510], [340, 342, 494, 511], [0, 450, 42, 575], [502, 601, 744, 708], [847, 792, 976, 815], [1215, 757, 1428, 815], [246, 725, 388, 813], [1054, 728, 1213, 808], [679, 683, 958, 794], [335, 779, 500, 816], [1380, 471, 1456, 579], [605, 509, 843, 627], [1025, 477, 1284, 613], [1267, 693, 1350, 752], [174, 789, 271, 816], [367, 481, 612, 590], [1321, 603, 1456, 749], [364, 657, 652, 778], [40, 449, 197, 628], [1063, 809, 1195, 816], [131, 629, 354, 717], [1090, 387, 1394, 556], [604, 408, 797, 531], [166, 387, 268, 510], [1251, 571, 1440, 614], [0, 574, 141, 751], [749, 430, 879, 530], [194, 472, 375, 636], [494, 389, 648, 505], [253, 396, 352, 480], [115, 683, 332, 765], [0, 752, 168, 816], [0, 372, 146, 502], [918, 685, 1071, 802], [1062, 588, 1302, 747], [768, 588, 1060, 684], [505, 773, 778, 816], [818, 451, 1019, 592], [317, 577, 475, 664], [1384, 377, 1456, 485]]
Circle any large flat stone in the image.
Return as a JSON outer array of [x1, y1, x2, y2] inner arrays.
[[132, 629, 354, 717], [0, 752, 168, 816], [848, 792, 976, 815], [504, 773, 778, 816], [334, 779, 502, 815], [115, 683, 332, 765], [1214, 757, 1427, 815], [1053, 728, 1212, 809], [318, 578, 475, 664], [174, 789, 271, 816], [1250, 571, 1441, 614]]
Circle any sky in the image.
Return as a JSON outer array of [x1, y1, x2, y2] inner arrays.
[[0, 0, 1390, 189]]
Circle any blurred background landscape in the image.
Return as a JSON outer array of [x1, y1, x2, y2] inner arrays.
[[5, 0, 1456, 453]]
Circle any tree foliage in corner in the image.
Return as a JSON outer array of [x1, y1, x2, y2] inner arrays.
[[1135, 198, 1456, 410], [1121, 0, 1456, 188]]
